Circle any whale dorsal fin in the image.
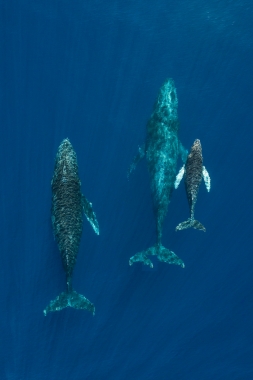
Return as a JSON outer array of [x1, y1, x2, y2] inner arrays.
[[174, 165, 185, 189], [202, 166, 211, 192]]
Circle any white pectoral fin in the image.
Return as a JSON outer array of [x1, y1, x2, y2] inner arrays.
[[174, 165, 185, 189], [202, 166, 211, 192]]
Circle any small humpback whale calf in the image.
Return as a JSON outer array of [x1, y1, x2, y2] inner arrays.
[[44, 138, 99, 316], [175, 139, 210, 232], [128, 79, 187, 268]]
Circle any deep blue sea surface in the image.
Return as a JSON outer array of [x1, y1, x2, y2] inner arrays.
[[1, 1, 253, 379]]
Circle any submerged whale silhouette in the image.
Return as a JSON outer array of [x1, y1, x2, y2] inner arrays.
[[128, 79, 186, 268], [44, 139, 99, 316]]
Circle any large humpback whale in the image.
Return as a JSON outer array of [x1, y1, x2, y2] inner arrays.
[[44, 138, 99, 316], [175, 139, 210, 231], [128, 79, 186, 268]]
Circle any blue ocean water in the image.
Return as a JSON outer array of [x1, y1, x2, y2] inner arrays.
[[1, 0, 253, 379]]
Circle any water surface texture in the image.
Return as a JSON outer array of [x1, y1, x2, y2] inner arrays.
[[0, 1, 252, 379]]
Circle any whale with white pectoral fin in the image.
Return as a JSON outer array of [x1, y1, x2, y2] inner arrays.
[[128, 79, 187, 269], [44, 139, 99, 316], [175, 139, 210, 232]]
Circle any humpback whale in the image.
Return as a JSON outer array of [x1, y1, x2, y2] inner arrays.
[[128, 79, 186, 268], [44, 139, 99, 316], [175, 139, 210, 231]]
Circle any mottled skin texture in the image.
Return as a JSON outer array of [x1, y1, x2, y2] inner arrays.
[[128, 79, 186, 268], [51, 139, 83, 290], [146, 80, 180, 244], [184, 139, 203, 220], [175, 139, 208, 232], [44, 139, 99, 316]]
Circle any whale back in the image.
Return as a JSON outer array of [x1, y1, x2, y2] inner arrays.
[[146, 79, 180, 219], [185, 139, 203, 208], [51, 139, 83, 280]]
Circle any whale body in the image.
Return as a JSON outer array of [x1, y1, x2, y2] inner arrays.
[[128, 79, 186, 268], [44, 138, 99, 316], [175, 139, 210, 231]]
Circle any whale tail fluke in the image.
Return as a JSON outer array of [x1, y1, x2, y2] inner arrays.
[[44, 290, 95, 316], [129, 244, 185, 268], [176, 218, 206, 232]]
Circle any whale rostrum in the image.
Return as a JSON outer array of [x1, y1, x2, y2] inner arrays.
[[128, 79, 187, 268], [44, 138, 99, 316], [175, 139, 210, 232]]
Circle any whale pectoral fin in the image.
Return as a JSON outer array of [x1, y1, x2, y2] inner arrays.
[[157, 245, 185, 268], [174, 165, 185, 189], [202, 166, 211, 192], [127, 144, 145, 179], [44, 290, 95, 316], [82, 195, 99, 235], [179, 141, 188, 163]]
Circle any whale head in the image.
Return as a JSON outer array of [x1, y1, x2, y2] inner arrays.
[[191, 139, 202, 154], [154, 79, 179, 129], [161, 78, 178, 107], [59, 138, 73, 153], [54, 138, 78, 177], [57, 138, 75, 160]]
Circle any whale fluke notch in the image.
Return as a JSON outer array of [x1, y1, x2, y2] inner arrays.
[[129, 244, 185, 268], [44, 290, 95, 316], [176, 218, 206, 232]]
